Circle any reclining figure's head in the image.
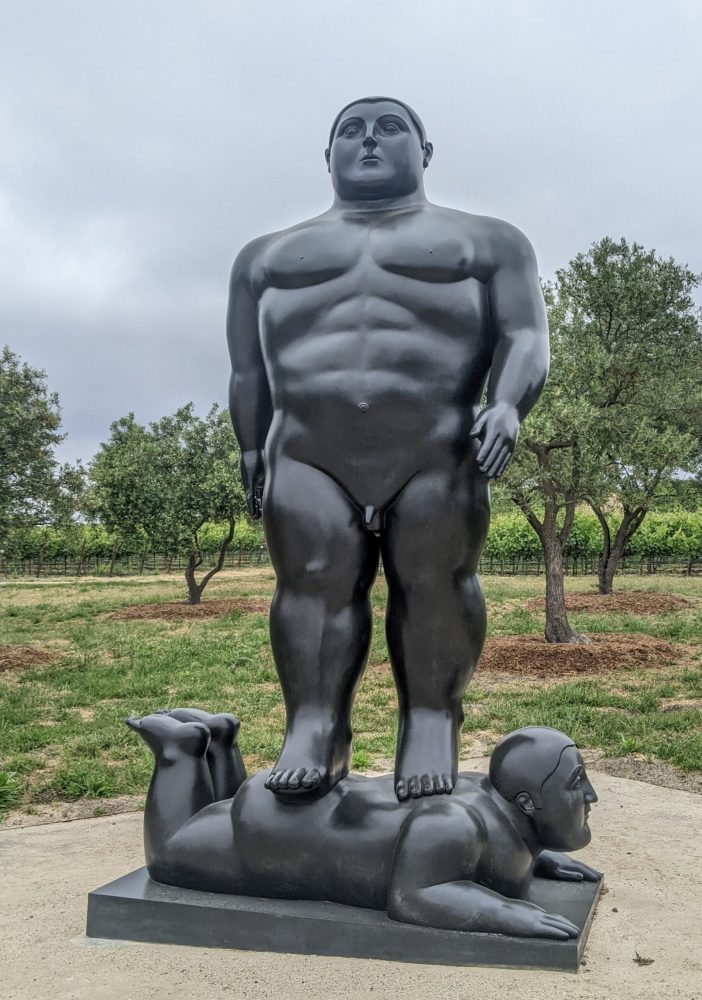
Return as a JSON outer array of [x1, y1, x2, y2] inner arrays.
[[325, 96, 433, 202], [490, 727, 598, 850]]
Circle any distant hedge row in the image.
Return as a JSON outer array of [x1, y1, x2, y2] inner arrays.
[[4, 509, 702, 564]]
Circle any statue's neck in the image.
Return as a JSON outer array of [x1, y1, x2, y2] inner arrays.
[[331, 188, 428, 214]]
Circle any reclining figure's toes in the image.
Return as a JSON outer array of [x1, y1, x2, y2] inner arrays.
[[158, 707, 241, 744], [126, 713, 210, 758]]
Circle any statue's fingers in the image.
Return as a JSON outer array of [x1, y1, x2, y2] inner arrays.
[[493, 447, 512, 480], [556, 866, 583, 881], [484, 445, 510, 479], [477, 435, 504, 472], [475, 431, 498, 466], [544, 913, 579, 937]]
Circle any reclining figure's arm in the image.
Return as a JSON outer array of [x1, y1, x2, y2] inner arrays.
[[387, 802, 578, 940]]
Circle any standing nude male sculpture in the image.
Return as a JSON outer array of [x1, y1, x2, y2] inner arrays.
[[227, 97, 549, 801]]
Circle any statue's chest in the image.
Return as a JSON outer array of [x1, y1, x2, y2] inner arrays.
[[262, 221, 474, 291]]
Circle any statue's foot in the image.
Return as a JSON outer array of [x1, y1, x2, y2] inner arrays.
[[394, 709, 457, 801], [126, 713, 210, 758], [265, 719, 351, 797], [158, 707, 241, 746]]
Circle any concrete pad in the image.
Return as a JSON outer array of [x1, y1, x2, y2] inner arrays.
[[2, 768, 701, 1000]]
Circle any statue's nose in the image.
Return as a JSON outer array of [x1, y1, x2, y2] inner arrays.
[[362, 135, 377, 151]]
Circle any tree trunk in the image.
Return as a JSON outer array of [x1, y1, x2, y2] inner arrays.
[[592, 504, 646, 594], [36, 543, 45, 577], [184, 552, 203, 605], [542, 508, 589, 644], [109, 543, 118, 577]]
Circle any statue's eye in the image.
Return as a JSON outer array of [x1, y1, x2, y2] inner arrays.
[[383, 122, 400, 133], [342, 125, 360, 137]]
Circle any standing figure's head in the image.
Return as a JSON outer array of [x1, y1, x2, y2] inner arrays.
[[325, 96, 433, 202], [489, 727, 598, 851]]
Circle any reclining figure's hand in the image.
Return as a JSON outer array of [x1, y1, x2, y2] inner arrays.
[[240, 450, 265, 520], [469, 402, 520, 479], [501, 898, 580, 940], [534, 849, 602, 883]]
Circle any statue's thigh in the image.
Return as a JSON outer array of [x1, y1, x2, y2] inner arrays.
[[263, 456, 377, 588], [383, 467, 490, 580]]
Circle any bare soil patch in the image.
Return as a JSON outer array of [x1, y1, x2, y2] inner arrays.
[[108, 598, 269, 621], [590, 755, 702, 795], [525, 590, 694, 615], [480, 633, 683, 677], [0, 645, 56, 673]]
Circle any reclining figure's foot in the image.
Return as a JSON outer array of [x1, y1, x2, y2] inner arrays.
[[158, 707, 240, 745], [126, 713, 210, 759], [157, 707, 246, 799], [265, 715, 351, 797], [394, 708, 457, 801]]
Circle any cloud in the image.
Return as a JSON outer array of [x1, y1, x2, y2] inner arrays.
[[1, 1, 700, 464]]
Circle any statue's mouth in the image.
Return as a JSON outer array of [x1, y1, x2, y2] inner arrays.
[[361, 155, 381, 163]]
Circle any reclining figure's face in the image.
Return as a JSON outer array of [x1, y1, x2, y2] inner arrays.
[[326, 100, 428, 201], [535, 747, 598, 851]]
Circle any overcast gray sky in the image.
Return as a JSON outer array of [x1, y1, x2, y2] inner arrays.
[[2, 1, 700, 465]]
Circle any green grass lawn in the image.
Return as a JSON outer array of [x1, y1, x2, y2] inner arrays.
[[1, 569, 701, 817]]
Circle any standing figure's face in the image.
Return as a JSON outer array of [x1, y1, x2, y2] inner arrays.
[[532, 747, 598, 851], [326, 101, 431, 201]]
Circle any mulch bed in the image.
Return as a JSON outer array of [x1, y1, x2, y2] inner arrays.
[[480, 633, 683, 677], [0, 645, 56, 673], [524, 591, 694, 615], [108, 598, 270, 621]]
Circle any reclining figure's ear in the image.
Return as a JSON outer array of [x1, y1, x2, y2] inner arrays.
[[515, 791, 535, 816]]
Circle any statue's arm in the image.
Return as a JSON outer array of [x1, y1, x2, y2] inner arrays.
[[226, 239, 273, 519], [470, 222, 550, 480], [387, 804, 578, 939]]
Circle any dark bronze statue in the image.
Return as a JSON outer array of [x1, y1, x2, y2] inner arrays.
[[226, 96, 549, 800], [127, 713, 599, 940]]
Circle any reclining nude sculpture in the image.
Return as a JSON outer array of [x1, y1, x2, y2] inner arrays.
[[226, 96, 550, 800], [127, 712, 599, 939]]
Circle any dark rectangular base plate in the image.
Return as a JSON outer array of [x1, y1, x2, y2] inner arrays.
[[87, 868, 602, 971]]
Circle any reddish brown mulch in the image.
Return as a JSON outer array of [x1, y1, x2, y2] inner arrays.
[[480, 633, 684, 677], [0, 645, 56, 673], [524, 591, 694, 615], [108, 598, 270, 621]]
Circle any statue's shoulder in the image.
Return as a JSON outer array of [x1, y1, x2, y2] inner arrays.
[[430, 205, 536, 276], [231, 212, 335, 292]]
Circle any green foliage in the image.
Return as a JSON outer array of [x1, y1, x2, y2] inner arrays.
[[89, 404, 248, 597], [0, 769, 20, 815], [0, 346, 68, 543], [50, 762, 117, 799]]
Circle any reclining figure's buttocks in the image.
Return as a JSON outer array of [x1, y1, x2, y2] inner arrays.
[[128, 714, 600, 940], [227, 97, 550, 800]]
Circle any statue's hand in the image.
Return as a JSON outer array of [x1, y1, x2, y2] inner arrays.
[[469, 402, 520, 479], [240, 450, 265, 520], [534, 850, 602, 883], [501, 899, 579, 939]]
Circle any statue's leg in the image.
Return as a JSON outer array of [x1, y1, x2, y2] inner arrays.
[[127, 713, 239, 891], [382, 466, 489, 800], [126, 713, 215, 869], [163, 708, 246, 800], [264, 455, 380, 796]]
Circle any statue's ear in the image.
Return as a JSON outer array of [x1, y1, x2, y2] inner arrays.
[[515, 791, 535, 817], [422, 142, 433, 169], [325, 147, 331, 172]]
